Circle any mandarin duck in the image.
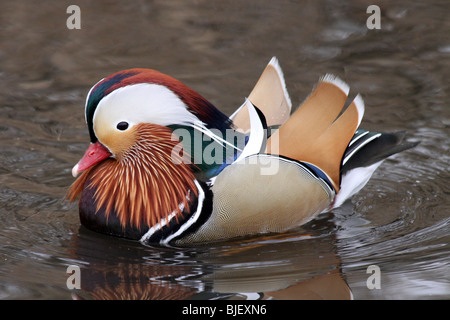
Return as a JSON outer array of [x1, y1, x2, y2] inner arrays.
[[67, 57, 418, 245]]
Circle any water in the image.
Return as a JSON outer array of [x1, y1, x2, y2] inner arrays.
[[0, 0, 449, 300]]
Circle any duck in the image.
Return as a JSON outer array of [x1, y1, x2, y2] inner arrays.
[[67, 57, 418, 245]]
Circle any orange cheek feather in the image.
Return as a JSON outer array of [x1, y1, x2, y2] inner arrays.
[[67, 123, 198, 231]]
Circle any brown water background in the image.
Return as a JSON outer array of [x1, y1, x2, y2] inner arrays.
[[0, 0, 449, 299]]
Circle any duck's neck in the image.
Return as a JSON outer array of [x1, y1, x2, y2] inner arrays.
[[67, 124, 198, 238]]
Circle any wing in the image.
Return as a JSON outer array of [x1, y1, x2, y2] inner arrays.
[[266, 75, 364, 191], [230, 57, 292, 132]]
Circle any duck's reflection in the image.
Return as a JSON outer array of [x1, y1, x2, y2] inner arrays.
[[68, 214, 351, 300]]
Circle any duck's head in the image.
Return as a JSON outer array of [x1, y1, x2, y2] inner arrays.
[[68, 68, 231, 237], [72, 68, 231, 177]]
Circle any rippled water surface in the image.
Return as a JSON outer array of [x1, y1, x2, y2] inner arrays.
[[0, 0, 449, 300]]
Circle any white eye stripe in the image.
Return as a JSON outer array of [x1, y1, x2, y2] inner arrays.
[[93, 83, 203, 136]]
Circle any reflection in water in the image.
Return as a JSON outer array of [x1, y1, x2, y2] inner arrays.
[[69, 216, 352, 300], [0, 0, 449, 299]]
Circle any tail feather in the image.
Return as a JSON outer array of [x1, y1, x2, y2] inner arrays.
[[266, 75, 362, 191], [275, 75, 350, 143], [330, 130, 419, 209], [342, 130, 420, 174]]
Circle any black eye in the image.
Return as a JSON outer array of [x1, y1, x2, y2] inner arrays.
[[116, 121, 129, 131]]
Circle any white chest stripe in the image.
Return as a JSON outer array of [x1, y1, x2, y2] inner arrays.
[[139, 209, 180, 243], [161, 180, 205, 244], [139, 180, 205, 244]]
